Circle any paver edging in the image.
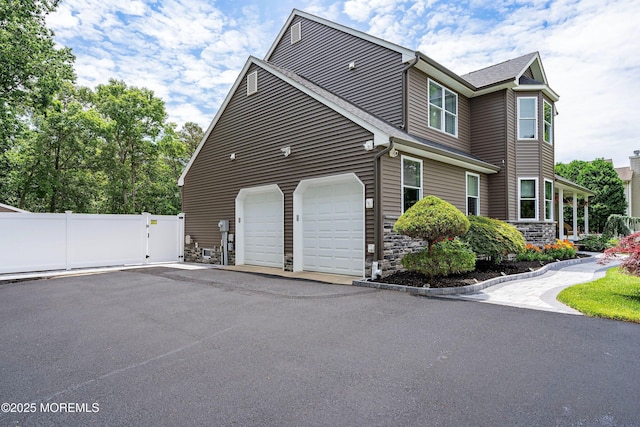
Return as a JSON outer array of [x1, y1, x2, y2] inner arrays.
[[352, 254, 596, 296]]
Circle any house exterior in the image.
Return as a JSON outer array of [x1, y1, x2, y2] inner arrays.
[[615, 151, 640, 217], [0, 202, 28, 213], [179, 9, 583, 278]]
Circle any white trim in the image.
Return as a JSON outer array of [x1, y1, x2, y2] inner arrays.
[[517, 96, 538, 140], [290, 22, 301, 44], [466, 172, 480, 216], [513, 85, 559, 102], [543, 99, 553, 145], [544, 178, 554, 221], [401, 155, 423, 213], [246, 70, 258, 96], [292, 173, 365, 276], [518, 177, 539, 221], [427, 79, 458, 137], [235, 184, 284, 268]]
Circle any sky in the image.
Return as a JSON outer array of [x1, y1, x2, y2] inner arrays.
[[47, 0, 639, 167]]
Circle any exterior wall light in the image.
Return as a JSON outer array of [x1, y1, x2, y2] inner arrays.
[[281, 146, 291, 157]]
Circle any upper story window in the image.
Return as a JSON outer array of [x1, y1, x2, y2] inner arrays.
[[428, 79, 457, 137], [543, 100, 553, 144], [466, 172, 479, 216], [517, 97, 537, 140], [402, 156, 422, 212], [519, 178, 538, 220]]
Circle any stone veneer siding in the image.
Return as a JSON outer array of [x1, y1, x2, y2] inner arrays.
[[381, 216, 428, 273], [184, 243, 236, 266], [507, 221, 556, 247]]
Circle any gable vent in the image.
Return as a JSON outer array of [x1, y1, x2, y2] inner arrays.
[[247, 71, 258, 96], [291, 22, 301, 45]]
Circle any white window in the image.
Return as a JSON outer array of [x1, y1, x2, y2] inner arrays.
[[543, 100, 553, 144], [428, 79, 457, 137], [466, 172, 480, 216], [517, 97, 537, 140], [544, 179, 553, 221], [402, 156, 422, 212], [519, 178, 538, 220]]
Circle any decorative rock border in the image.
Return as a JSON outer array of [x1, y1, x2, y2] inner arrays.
[[352, 254, 596, 296]]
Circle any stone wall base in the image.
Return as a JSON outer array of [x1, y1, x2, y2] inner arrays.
[[507, 221, 556, 247], [184, 243, 236, 266]]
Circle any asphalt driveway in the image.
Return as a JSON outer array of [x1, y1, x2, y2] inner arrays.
[[1, 267, 639, 426]]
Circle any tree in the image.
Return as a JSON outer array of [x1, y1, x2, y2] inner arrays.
[[0, 0, 75, 193], [177, 121, 204, 156], [555, 159, 627, 232], [95, 80, 166, 213]]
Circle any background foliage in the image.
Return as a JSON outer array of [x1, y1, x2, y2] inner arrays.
[[0, 2, 202, 214]]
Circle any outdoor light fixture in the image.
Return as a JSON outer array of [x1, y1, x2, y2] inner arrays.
[[363, 140, 374, 151], [230, 153, 236, 160], [389, 148, 399, 158], [281, 146, 291, 157]]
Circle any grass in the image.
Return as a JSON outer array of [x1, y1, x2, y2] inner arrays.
[[558, 267, 640, 323]]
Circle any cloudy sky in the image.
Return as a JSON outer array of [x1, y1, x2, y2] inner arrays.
[[48, 0, 639, 167]]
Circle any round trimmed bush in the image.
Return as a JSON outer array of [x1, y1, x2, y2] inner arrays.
[[393, 195, 470, 248], [401, 238, 476, 278], [462, 216, 526, 263]]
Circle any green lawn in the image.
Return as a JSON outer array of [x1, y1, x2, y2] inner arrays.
[[558, 267, 640, 323]]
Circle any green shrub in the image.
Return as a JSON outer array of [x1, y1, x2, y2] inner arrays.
[[462, 216, 526, 263], [578, 234, 607, 252], [393, 196, 470, 250], [401, 238, 476, 278]]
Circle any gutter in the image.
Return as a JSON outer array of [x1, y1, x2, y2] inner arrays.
[[401, 53, 419, 130], [373, 140, 394, 264]]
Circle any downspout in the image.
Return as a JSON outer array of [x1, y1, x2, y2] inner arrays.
[[401, 53, 420, 130], [373, 139, 394, 278]]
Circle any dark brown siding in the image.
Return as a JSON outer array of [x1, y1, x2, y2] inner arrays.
[[182, 63, 376, 260], [407, 68, 471, 153], [506, 90, 517, 220], [470, 90, 507, 219], [380, 152, 489, 218], [268, 16, 405, 127]]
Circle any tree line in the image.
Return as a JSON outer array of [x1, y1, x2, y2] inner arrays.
[[1, 0, 203, 214]]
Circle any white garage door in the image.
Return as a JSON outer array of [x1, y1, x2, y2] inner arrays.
[[301, 178, 364, 276], [241, 188, 283, 268]]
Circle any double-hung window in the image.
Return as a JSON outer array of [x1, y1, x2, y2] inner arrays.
[[466, 172, 480, 216], [543, 100, 553, 144], [402, 156, 422, 212], [517, 97, 537, 140], [519, 178, 538, 220], [428, 80, 457, 136], [544, 179, 553, 221]]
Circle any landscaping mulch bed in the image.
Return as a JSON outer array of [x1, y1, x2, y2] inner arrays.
[[374, 257, 586, 289]]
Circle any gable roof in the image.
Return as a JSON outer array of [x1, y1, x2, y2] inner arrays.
[[178, 56, 500, 186], [461, 52, 539, 88], [616, 166, 633, 182], [0, 202, 28, 213]]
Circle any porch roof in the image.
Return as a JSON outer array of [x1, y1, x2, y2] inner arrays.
[[554, 175, 595, 197]]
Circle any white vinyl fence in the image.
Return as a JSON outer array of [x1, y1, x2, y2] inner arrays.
[[0, 211, 184, 275]]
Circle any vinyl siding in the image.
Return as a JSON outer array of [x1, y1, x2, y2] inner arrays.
[[470, 90, 507, 219], [506, 90, 517, 220], [381, 152, 489, 219], [182, 63, 376, 258], [268, 15, 405, 127], [407, 68, 471, 153]]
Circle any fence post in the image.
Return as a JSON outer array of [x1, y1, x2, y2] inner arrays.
[[65, 211, 72, 270], [142, 212, 150, 264], [178, 212, 185, 263]]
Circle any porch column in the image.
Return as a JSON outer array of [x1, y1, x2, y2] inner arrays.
[[558, 188, 565, 240], [572, 193, 578, 240], [584, 198, 589, 235]]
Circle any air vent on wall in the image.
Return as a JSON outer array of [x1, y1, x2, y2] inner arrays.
[[291, 22, 301, 44], [247, 71, 258, 96]]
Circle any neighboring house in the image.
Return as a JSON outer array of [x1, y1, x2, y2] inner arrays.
[[615, 150, 640, 217], [179, 9, 589, 278], [0, 202, 28, 213]]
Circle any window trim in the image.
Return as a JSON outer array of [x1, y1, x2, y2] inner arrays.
[[544, 179, 554, 221], [517, 97, 538, 140], [543, 100, 553, 144], [401, 155, 423, 213], [518, 177, 538, 221], [428, 79, 458, 138], [465, 172, 480, 216]]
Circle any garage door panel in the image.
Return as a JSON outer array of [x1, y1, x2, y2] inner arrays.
[[242, 189, 283, 268], [301, 179, 364, 276]]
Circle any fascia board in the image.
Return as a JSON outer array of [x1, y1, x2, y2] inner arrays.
[[265, 9, 415, 63], [470, 81, 517, 97], [516, 52, 549, 86], [390, 138, 501, 175], [512, 84, 560, 102], [415, 58, 475, 97], [178, 58, 256, 187]]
